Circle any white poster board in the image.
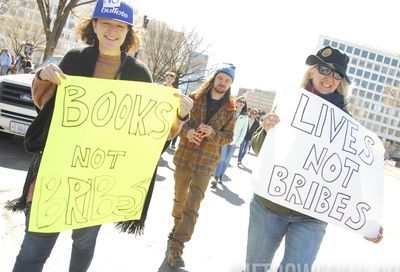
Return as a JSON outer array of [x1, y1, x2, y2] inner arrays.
[[252, 88, 384, 238]]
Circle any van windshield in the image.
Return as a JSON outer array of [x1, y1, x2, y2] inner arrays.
[[32, 56, 63, 73]]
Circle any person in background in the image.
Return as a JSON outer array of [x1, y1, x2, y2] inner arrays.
[[167, 64, 236, 268], [163, 71, 180, 150], [0, 48, 12, 75], [7, 1, 192, 271], [23, 57, 33, 73], [245, 46, 384, 272], [211, 95, 248, 188], [237, 107, 260, 166]]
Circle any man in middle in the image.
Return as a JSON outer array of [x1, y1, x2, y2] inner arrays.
[[167, 64, 237, 268]]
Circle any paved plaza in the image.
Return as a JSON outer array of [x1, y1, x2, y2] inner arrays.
[[1, 145, 400, 271]]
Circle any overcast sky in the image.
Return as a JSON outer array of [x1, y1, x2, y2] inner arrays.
[[132, 0, 400, 94]]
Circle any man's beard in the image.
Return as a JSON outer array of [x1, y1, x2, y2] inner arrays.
[[213, 85, 228, 94]]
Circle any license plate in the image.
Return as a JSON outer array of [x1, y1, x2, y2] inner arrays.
[[9, 121, 29, 135]]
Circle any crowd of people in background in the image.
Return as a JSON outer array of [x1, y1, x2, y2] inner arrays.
[[0, 48, 33, 76]]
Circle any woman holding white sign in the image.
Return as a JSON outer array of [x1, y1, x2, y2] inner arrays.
[[8, 1, 192, 271], [245, 46, 383, 272]]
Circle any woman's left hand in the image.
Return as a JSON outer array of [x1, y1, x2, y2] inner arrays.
[[364, 226, 383, 244], [175, 93, 193, 120]]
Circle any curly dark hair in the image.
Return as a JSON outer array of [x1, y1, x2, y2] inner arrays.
[[76, 19, 140, 53]]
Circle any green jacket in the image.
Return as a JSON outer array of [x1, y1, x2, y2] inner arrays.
[[251, 126, 302, 215]]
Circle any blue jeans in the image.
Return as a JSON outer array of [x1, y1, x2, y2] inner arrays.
[[13, 205, 101, 272], [238, 139, 251, 162], [245, 196, 327, 272], [214, 144, 237, 179]]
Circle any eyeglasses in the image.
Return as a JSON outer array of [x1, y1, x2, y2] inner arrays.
[[317, 65, 343, 80], [237, 100, 246, 104]]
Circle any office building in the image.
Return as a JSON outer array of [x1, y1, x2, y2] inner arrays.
[[318, 35, 400, 157]]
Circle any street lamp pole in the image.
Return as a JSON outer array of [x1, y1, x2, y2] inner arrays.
[[134, 15, 149, 58]]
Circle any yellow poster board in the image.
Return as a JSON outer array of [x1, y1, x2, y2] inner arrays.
[[29, 76, 178, 232]]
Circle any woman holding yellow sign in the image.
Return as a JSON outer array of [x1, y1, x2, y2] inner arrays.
[[8, 1, 192, 271]]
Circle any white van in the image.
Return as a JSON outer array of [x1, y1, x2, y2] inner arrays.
[[0, 56, 63, 138]]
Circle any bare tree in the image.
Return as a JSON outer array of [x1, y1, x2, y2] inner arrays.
[[36, 0, 95, 61], [382, 82, 400, 109], [5, 18, 46, 56], [139, 20, 210, 88], [0, 0, 20, 14]]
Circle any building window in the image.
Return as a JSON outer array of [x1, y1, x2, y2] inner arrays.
[[379, 126, 387, 134], [364, 101, 370, 108], [361, 50, 369, 58], [361, 81, 368, 88], [378, 75, 386, 83], [377, 55, 384, 62], [346, 46, 353, 54], [349, 67, 356, 74], [364, 71, 371, 79], [391, 119, 396, 126], [351, 58, 358, 65], [368, 52, 376, 60], [323, 39, 330, 46], [366, 62, 373, 69], [372, 124, 380, 132], [354, 48, 361, 56], [339, 43, 345, 51], [368, 113, 375, 120], [356, 69, 363, 76], [374, 64, 380, 72], [371, 73, 378, 81], [381, 66, 388, 74], [359, 60, 366, 67], [359, 89, 366, 97], [368, 82, 375, 90], [366, 122, 372, 129], [331, 41, 338, 48], [395, 130, 400, 137], [366, 92, 373, 100], [373, 94, 380, 102], [352, 88, 358, 95], [391, 59, 398, 67], [386, 78, 393, 85], [376, 85, 383, 93], [354, 78, 360, 86], [384, 57, 391, 65], [388, 128, 395, 135], [389, 68, 396, 76]]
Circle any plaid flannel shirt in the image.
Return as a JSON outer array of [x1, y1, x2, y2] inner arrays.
[[173, 93, 236, 175]]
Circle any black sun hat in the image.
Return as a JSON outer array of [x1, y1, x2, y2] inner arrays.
[[305, 46, 351, 83]]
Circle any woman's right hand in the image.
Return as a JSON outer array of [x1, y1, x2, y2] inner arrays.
[[37, 63, 66, 85], [262, 107, 280, 133]]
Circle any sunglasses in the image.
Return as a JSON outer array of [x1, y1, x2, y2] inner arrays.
[[317, 65, 343, 80]]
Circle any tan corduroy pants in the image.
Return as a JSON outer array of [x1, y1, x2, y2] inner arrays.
[[169, 166, 211, 253]]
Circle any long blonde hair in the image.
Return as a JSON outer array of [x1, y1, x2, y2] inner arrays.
[[300, 65, 350, 97]]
